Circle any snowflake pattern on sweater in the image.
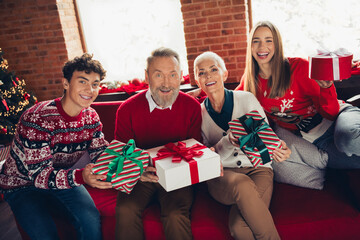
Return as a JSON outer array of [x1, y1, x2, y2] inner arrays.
[[0, 98, 108, 192]]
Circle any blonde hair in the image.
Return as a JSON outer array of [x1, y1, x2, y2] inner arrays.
[[243, 21, 290, 98]]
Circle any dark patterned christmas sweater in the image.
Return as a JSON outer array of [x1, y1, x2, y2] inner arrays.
[[0, 98, 108, 193]]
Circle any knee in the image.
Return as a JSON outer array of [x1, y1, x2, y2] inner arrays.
[[334, 121, 360, 154], [230, 226, 255, 240], [115, 202, 141, 222], [228, 212, 254, 240], [231, 177, 257, 200]]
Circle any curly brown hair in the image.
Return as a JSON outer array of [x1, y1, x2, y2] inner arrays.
[[62, 53, 106, 82]]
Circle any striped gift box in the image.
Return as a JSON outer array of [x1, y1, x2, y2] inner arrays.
[[92, 139, 149, 194], [228, 110, 282, 167], [0, 145, 11, 162]]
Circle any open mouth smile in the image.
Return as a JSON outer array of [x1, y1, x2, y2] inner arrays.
[[80, 95, 92, 100], [205, 81, 216, 86], [257, 52, 269, 59]]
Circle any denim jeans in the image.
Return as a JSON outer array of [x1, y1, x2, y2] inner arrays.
[[4, 185, 101, 240], [313, 105, 360, 169]]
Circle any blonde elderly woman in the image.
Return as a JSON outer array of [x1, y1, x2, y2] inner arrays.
[[194, 51, 291, 240]]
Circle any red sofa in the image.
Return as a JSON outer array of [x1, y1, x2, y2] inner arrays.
[[17, 100, 360, 240]]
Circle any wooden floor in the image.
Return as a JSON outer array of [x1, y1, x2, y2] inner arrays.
[[0, 199, 22, 240]]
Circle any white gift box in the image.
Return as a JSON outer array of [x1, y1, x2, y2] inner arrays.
[[146, 138, 221, 192]]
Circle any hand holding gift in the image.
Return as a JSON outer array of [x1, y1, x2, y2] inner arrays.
[[309, 48, 353, 81], [229, 110, 283, 167], [83, 163, 112, 189], [139, 166, 158, 183], [92, 139, 150, 194]]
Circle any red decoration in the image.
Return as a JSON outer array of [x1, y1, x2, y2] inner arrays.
[[0, 127, 5, 134], [2, 99, 9, 111], [131, 78, 141, 86], [12, 80, 17, 87], [24, 93, 30, 100], [183, 74, 190, 84]]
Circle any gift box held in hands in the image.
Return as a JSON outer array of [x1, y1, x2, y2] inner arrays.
[[92, 139, 149, 194], [229, 110, 282, 167], [309, 48, 353, 81], [147, 138, 221, 192]]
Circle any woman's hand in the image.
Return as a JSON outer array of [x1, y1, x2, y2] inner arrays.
[[228, 132, 240, 147], [82, 163, 113, 189], [139, 166, 159, 183], [315, 80, 334, 88], [272, 140, 291, 162]]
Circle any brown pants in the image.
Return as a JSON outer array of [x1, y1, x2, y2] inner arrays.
[[115, 181, 193, 240], [207, 167, 280, 240]]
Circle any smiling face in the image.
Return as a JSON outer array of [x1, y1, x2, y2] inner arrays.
[[251, 26, 275, 67], [62, 70, 100, 116], [195, 57, 228, 95], [145, 56, 182, 108]]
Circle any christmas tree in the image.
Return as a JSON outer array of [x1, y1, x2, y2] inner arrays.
[[0, 48, 37, 144]]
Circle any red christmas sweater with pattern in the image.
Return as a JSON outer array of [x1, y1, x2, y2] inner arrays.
[[236, 57, 340, 132], [0, 98, 108, 192]]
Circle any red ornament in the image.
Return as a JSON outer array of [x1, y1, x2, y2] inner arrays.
[[0, 126, 7, 134], [24, 93, 30, 100], [131, 78, 141, 86], [2, 99, 9, 111], [12, 80, 17, 87]]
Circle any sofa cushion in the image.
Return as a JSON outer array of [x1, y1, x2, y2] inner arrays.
[[91, 101, 123, 142]]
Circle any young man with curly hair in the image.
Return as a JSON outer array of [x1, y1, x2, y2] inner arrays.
[[0, 53, 112, 240]]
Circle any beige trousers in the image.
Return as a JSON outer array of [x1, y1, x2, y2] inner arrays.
[[207, 167, 280, 240]]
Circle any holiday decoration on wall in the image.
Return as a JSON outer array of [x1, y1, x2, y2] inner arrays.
[[0, 48, 37, 143]]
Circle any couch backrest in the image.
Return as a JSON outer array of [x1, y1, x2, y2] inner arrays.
[[91, 101, 123, 143]]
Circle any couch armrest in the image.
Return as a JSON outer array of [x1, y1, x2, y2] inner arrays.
[[346, 94, 360, 107]]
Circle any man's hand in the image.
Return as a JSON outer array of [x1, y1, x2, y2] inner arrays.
[[315, 80, 334, 88], [272, 140, 291, 163], [210, 147, 223, 177], [82, 163, 113, 189], [139, 166, 159, 183]]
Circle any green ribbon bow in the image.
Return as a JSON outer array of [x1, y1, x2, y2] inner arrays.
[[105, 139, 144, 182], [238, 116, 271, 165]]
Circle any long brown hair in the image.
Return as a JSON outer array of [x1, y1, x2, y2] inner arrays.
[[243, 21, 290, 98]]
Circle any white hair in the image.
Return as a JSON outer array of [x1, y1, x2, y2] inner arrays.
[[193, 51, 227, 75]]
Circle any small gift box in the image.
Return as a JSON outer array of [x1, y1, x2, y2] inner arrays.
[[147, 138, 221, 192], [92, 139, 149, 194], [309, 48, 353, 81], [228, 110, 282, 167]]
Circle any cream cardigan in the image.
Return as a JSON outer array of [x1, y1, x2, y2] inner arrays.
[[201, 90, 272, 169]]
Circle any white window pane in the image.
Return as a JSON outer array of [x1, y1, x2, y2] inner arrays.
[[76, 0, 188, 82], [252, 0, 360, 60]]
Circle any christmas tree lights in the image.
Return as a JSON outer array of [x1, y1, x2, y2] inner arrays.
[[0, 48, 37, 143]]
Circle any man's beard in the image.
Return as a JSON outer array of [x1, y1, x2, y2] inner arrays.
[[151, 86, 180, 108]]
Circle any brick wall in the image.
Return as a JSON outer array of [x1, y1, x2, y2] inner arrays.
[[0, 0, 249, 100], [0, 0, 83, 101], [181, 0, 250, 85]]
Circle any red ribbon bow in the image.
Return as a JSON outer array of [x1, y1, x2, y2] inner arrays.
[[152, 141, 207, 185], [153, 141, 206, 163]]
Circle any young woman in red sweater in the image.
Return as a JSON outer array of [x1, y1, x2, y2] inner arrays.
[[236, 21, 360, 189]]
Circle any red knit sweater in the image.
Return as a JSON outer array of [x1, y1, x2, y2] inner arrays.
[[236, 57, 340, 131], [114, 91, 202, 149], [0, 98, 108, 192]]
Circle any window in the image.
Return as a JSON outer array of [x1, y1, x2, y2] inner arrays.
[[75, 0, 188, 82], [251, 0, 360, 60]]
